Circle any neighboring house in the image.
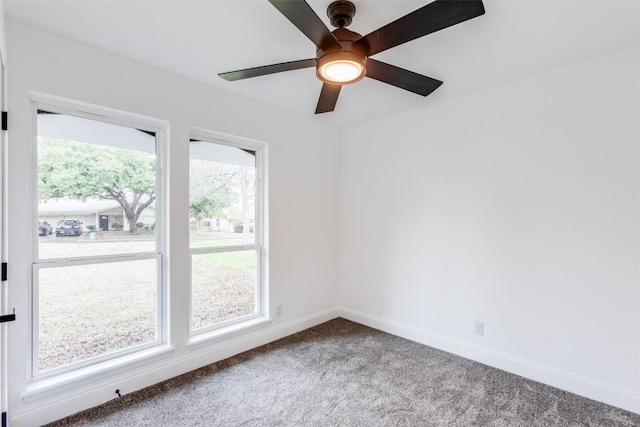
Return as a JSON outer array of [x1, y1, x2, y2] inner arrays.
[[39, 199, 156, 232]]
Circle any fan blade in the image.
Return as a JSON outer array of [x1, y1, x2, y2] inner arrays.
[[366, 59, 442, 96], [269, 0, 341, 50], [315, 83, 341, 114], [219, 58, 317, 81], [354, 0, 485, 56]]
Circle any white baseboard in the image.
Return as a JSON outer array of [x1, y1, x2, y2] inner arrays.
[[338, 306, 640, 415], [10, 307, 340, 427]]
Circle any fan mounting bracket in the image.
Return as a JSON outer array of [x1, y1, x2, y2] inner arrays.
[[327, 1, 356, 28]]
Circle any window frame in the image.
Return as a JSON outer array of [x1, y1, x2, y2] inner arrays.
[[28, 93, 169, 381], [188, 128, 267, 338]]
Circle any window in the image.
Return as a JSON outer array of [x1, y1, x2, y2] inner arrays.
[[33, 106, 165, 378], [189, 133, 265, 335]]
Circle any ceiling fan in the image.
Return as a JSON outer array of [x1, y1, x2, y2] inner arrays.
[[219, 0, 485, 114]]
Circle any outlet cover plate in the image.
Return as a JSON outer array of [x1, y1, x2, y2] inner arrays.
[[474, 320, 484, 336]]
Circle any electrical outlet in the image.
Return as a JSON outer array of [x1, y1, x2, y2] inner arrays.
[[276, 304, 283, 318], [473, 320, 484, 336]]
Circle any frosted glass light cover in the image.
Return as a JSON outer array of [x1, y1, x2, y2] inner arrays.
[[319, 60, 364, 84]]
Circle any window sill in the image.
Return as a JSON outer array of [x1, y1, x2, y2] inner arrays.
[[20, 345, 175, 403], [187, 316, 272, 350]]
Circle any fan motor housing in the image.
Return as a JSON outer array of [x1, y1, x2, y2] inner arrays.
[[316, 27, 367, 59]]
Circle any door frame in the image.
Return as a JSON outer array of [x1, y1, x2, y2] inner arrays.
[[0, 8, 9, 425]]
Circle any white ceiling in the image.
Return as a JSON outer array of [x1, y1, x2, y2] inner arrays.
[[4, 0, 640, 127]]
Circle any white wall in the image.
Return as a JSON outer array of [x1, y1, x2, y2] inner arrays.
[[340, 46, 640, 413], [6, 19, 340, 425]]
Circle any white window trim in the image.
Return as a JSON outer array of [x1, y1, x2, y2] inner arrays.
[[27, 92, 170, 387], [20, 344, 175, 403], [186, 317, 271, 350], [187, 128, 269, 343]]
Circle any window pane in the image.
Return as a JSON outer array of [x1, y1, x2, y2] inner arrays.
[[189, 141, 256, 248], [37, 111, 157, 259], [191, 250, 257, 330], [37, 259, 157, 372]]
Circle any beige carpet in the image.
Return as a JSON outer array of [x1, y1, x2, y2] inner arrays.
[[46, 318, 640, 426]]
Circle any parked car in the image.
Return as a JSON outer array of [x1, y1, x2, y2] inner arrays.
[[55, 219, 83, 236], [233, 223, 254, 233], [38, 221, 52, 236]]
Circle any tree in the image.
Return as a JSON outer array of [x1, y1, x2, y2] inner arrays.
[[189, 159, 235, 228], [38, 138, 155, 234], [238, 165, 254, 243]]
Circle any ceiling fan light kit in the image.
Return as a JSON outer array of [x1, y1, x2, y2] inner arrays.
[[219, 0, 485, 114], [317, 52, 366, 84]]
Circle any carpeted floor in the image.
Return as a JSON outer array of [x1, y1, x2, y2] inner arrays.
[[46, 318, 640, 426]]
